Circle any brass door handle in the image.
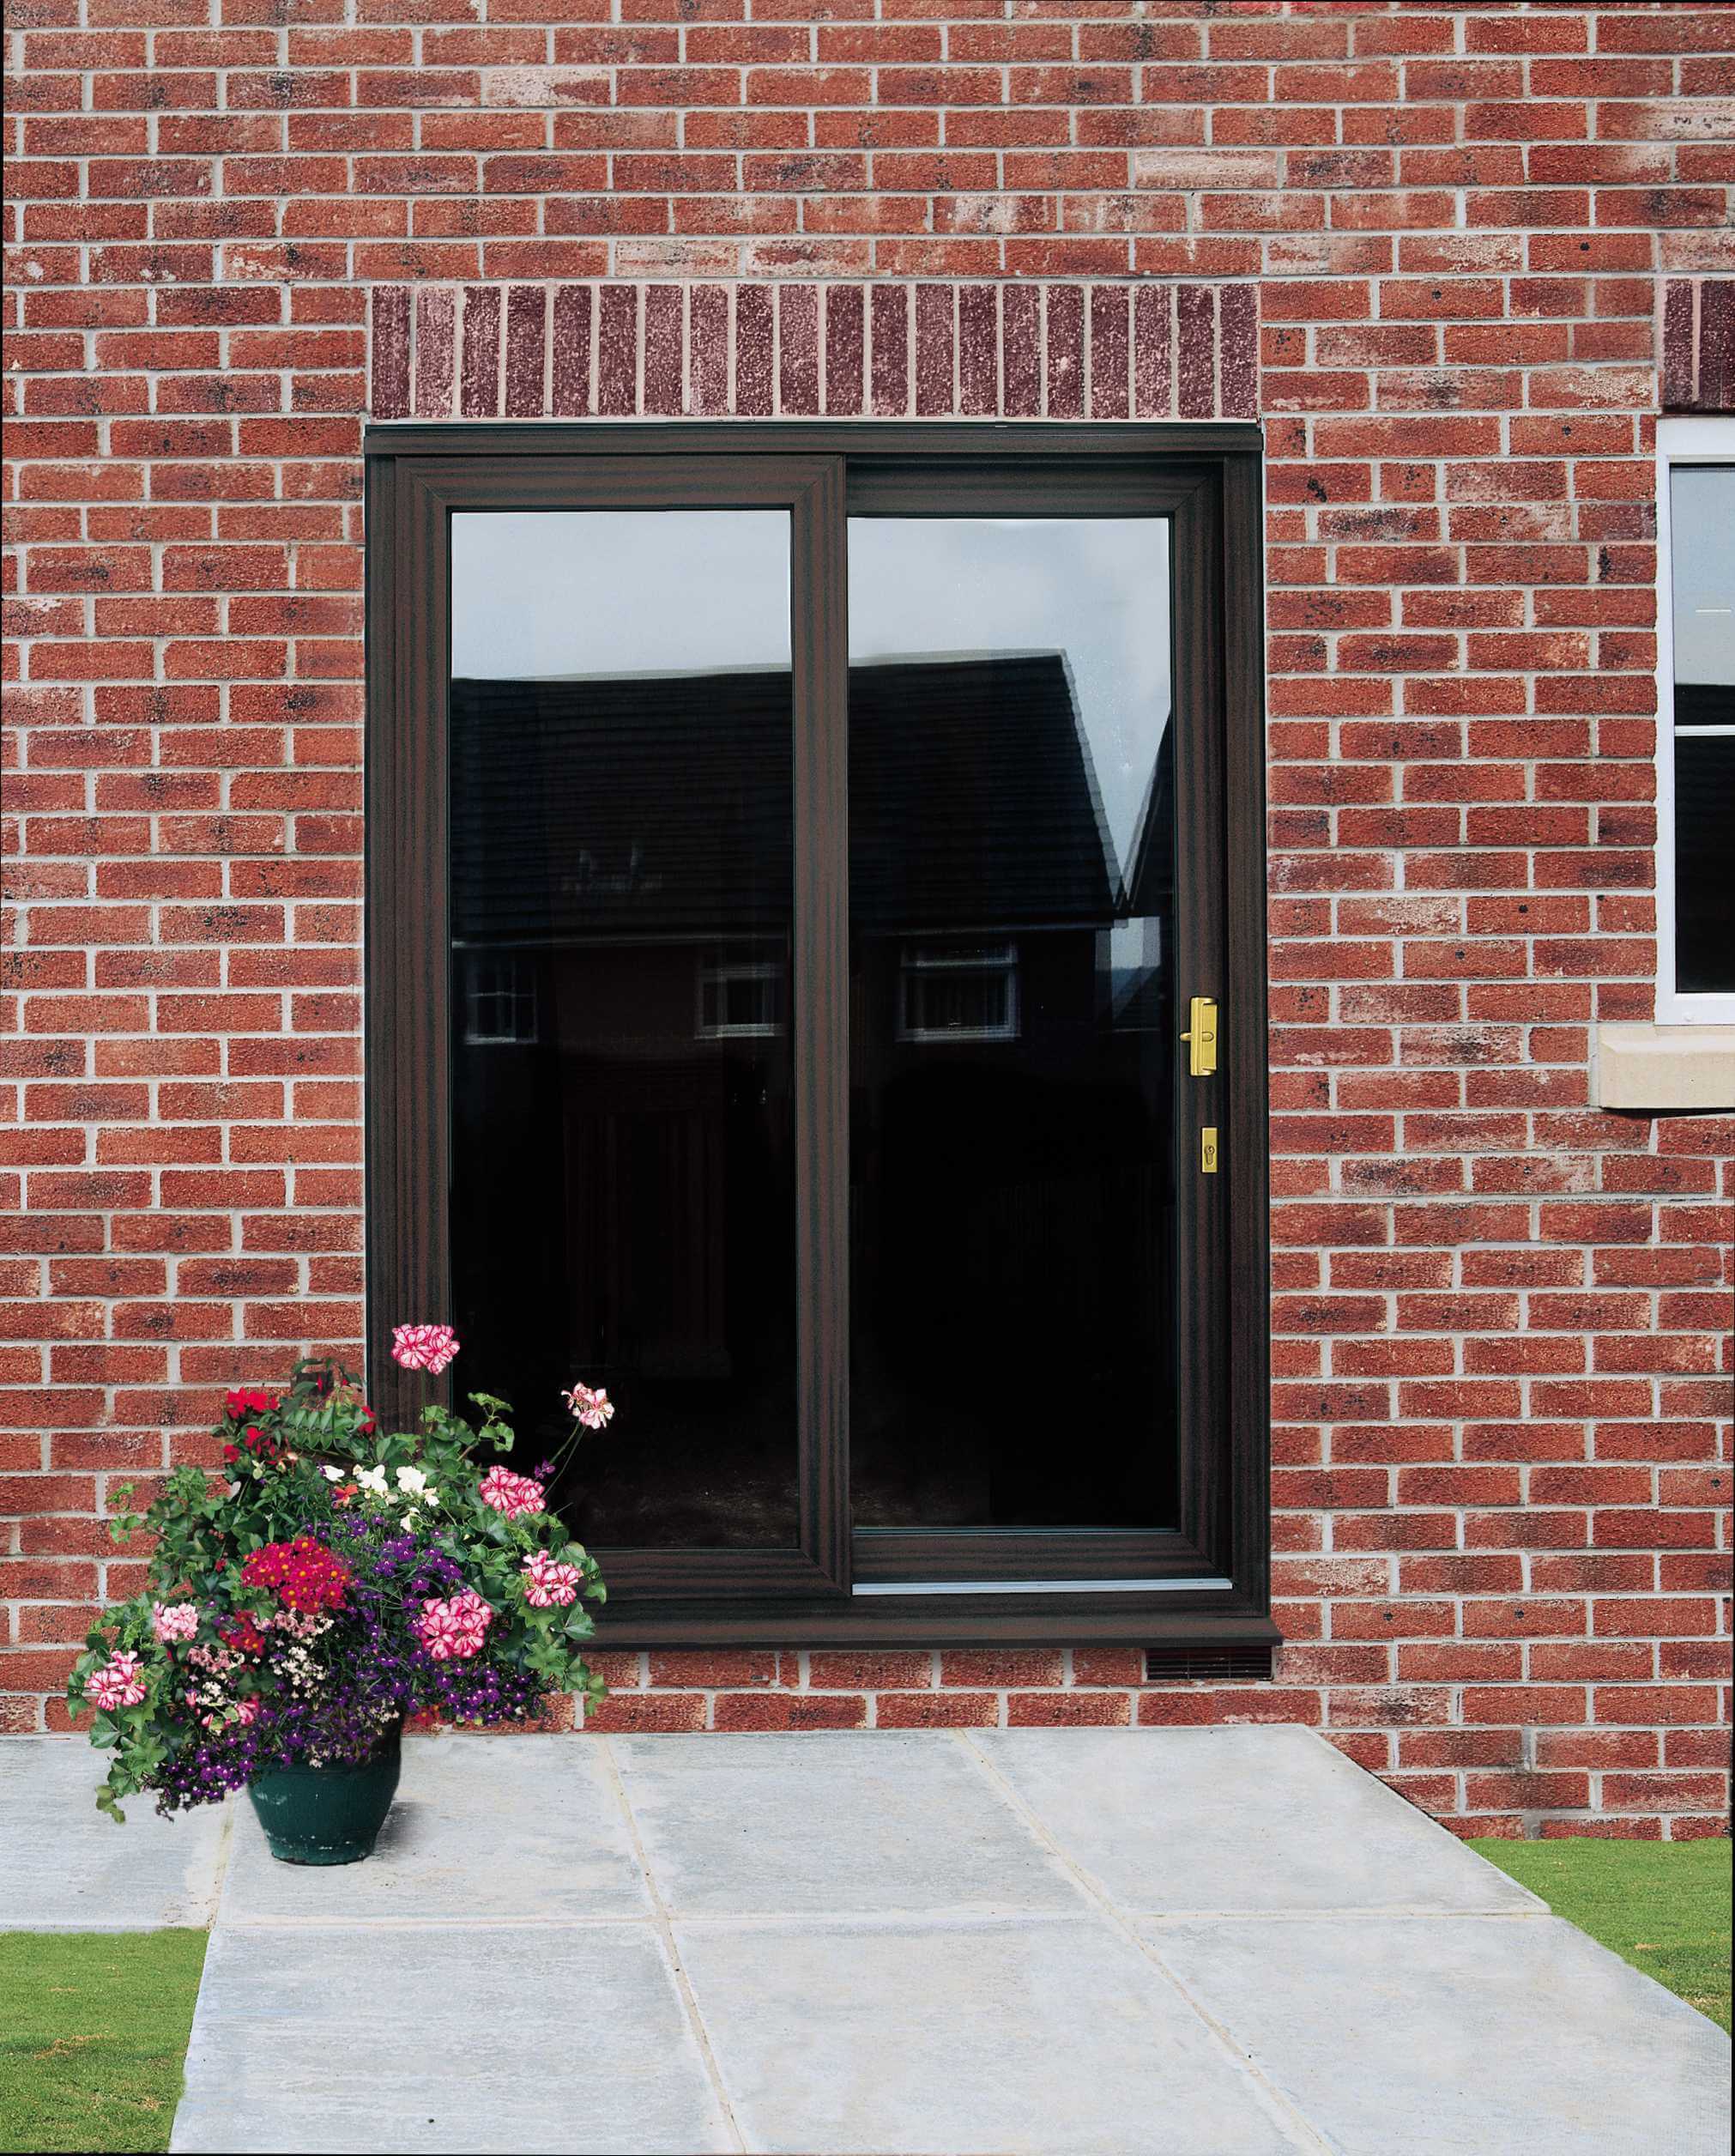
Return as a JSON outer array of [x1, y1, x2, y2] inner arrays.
[[1182, 996, 1218, 1077]]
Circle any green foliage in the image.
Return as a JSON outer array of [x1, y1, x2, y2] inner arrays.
[[1469, 1837, 1732, 2032], [0, 1929, 206, 2155]]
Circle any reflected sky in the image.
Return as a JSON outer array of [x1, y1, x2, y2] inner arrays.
[[849, 517, 1170, 892], [450, 510, 1172, 879], [1672, 467, 1735, 687], [452, 510, 791, 678]]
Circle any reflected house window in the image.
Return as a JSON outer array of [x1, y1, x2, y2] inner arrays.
[[462, 953, 539, 1046], [898, 942, 1020, 1043], [698, 942, 785, 1039]]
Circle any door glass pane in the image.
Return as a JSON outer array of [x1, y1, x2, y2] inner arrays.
[[847, 518, 1176, 1530], [1669, 466, 1735, 994], [449, 511, 798, 1547]]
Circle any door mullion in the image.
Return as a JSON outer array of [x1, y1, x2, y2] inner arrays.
[[791, 459, 852, 1590], [1170, 475, 1229, 1570]]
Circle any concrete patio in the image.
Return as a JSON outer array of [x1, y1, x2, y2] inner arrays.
[[4, 1727, 1728, 2155]]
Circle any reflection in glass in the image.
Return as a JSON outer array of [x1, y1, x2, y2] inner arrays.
[[1670, 467, 1735, 994], [448, 511, 799, 1547], [846, 518, 1176, 1531]]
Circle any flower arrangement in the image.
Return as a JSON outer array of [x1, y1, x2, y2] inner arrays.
[[67, 1327, 615, 1820]]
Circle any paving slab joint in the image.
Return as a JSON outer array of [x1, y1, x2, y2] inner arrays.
[[595, 1734, 747, 2154], [953, 1730, 1335, 2156], [206, 1801, 236, 1925]]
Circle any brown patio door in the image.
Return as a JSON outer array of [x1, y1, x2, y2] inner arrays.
[[366, 424, 1271, 1650]]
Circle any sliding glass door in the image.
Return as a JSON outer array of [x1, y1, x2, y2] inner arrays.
[[366, 427, 1268, 1646]]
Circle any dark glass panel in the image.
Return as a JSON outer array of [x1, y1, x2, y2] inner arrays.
[[447, 511, 800, 1547], [846, 517, 1177, 1531], [1676, 733, 1735, 995], [1668, 466, 1735, 995]]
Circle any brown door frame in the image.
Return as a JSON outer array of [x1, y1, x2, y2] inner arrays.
[[365, 421, 1273, 1650]]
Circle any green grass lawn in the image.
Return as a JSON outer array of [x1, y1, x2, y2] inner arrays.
[[1469, 1837, 1732, 2033], [0, 1929, 207, 2156]]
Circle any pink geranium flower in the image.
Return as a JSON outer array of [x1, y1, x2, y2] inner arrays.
[[87, 1653, 148, 1711], [478, 1464, 547, 1520], [151, 1601, 199, 1644], [522, 1550, 583, 1608], [562, 1382, 614, 1432], [391, 1322, 460, 1376], [415, 1588, 493, 1661]]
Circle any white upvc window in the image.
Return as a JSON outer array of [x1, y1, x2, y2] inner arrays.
[[697, 943, 784, 1039], [463, 954, 540, 1045], [898, 940, 1020, 1043], [1655, 416, 1735, 1023]]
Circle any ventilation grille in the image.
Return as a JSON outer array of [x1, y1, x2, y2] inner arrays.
[[1143, 1644, 1274, 1685]]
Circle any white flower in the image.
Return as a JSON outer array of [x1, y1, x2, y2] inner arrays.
[[354, 1464, 390, 1499], [321, 1465, 344, 1482], [395, 1465, 429, 1498]]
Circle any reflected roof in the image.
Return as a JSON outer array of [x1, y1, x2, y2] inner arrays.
[[451, 654, 1170, 944]]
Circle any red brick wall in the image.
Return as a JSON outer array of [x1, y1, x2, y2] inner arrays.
[[3, 2, 1732, 1839]]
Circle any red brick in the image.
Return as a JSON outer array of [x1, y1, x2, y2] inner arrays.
[[1010, 1692, 1133, 1728], [646, 1651, 777, 1690], [713, 1693, 868, 1732], [875, 1693, 1000, 1729], [807, 1651, 934, 1691], [583, 1693, 707, 1734]]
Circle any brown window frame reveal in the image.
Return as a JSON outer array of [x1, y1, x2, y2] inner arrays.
[[364, 421, 1273, 1654]]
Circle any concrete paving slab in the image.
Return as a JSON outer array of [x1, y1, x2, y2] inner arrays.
[[220, 1734, 650, 1925], [170, 1920, 734, 2155], [1150, 1911, 1732, 2156], [676, 1913, 1303, 2156], [971, 1725, 1540, 1914], [613, 1730, 1085, 1917], [13, 1727, 1726, 2156], [0, 1736, 230, 1930]]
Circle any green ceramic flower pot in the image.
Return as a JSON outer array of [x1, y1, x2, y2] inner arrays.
[[247, 1723, 402, 1865]]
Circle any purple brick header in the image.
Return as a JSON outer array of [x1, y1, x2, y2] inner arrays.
[[1661, 277, 1734, 414], [369, 281, 1260, 425]]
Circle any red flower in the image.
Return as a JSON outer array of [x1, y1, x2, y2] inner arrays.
[[220, 1613, 270, 1656], [239, 1535, 351, 1614], [227, 1420, 285, 1470], [224, 1387, 279, 1421]]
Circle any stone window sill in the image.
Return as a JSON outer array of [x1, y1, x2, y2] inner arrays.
[[1594, 1025, 1735, 1111]]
